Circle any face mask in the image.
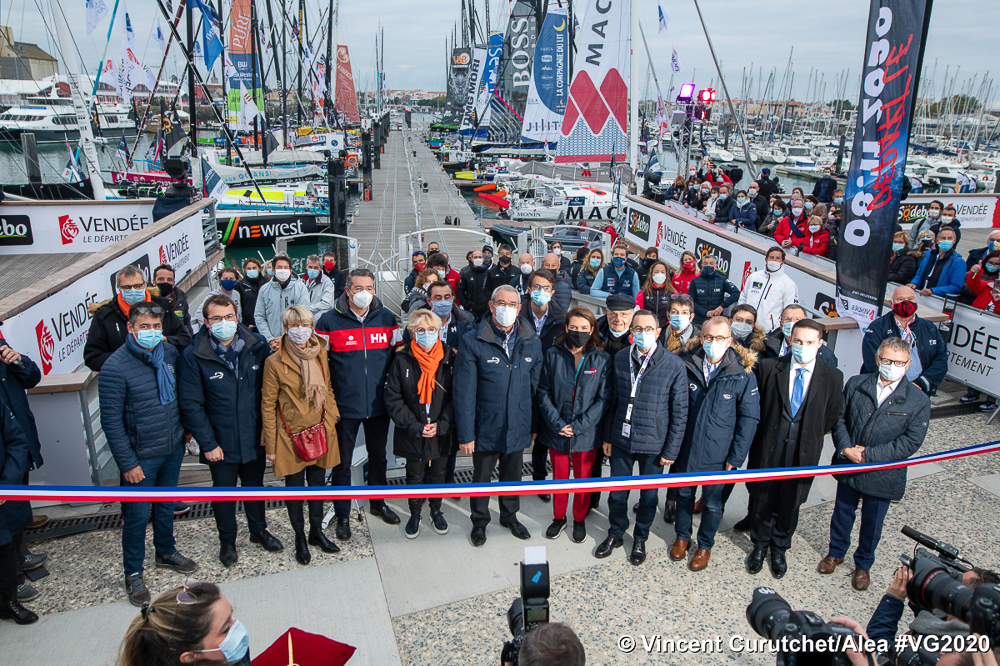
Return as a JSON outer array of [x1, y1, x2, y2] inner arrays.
[[791, 343, 818, 364], [531, 290, 552, 306], [920, 237, 933, 247], [938, 240, 954, 252], [324, 261, 335, 271], [266, 268, 274, 277], [305, 269, 320, 281], [986, 263, 1000, 274], [135, 329, 162, 349], [766, 260, 782, 272], [892, 243, 905, 252], [809, 225, 821, 234], [749, 190, 758, 197], [211, 320, 238, 341], [703, 340, 727, 360], [669, 313, 690, 331], [718, 193, 728, 200], [566, 329, 590, 349], [274, 268, 291, 282], [499, 255, 511, 265], [611, 256, 626, 269], [436, 269, 446, 279], [772, 208, 782, 215], [782, 322, 794, 338], [220, 278, 238, 291], [829, 212, 837, 220], [710, 193, 719, 200], [552, 248, 562, 256], [287, 326, 312, 345], [122, 287, 146, 305], [352, 290, 374, 310], [791, 207, 804, 217], [589, 258, 601, 268], [609, 326, 628, 338], [941, 216, 955, 224], [415, 330, 438, 350], [702, 266, 716, 278], [431, 299, 453, 317], [198, 619, 250, 664], [879, 360, 907, 383], [246, 270, 259, 279], [989, 240, 997, 253], [736, 198, 747, 206], [824, 173, 831, 178], [731, 321, 753, 340], [683, 260, 696, 271], [651, 272, 667, 285], [414, 263, 426, 273], [892, 300, 917, 319], [156, 281, 173, 297], [701, 189, 710, 196], [520, 263, 533, 275], [928, 209, 940, 219], [494, 305, 518, 327], [834, 197, 844, 204], [804, 202, 814, 210], [484, 255, 493, 265], [633, 331, 656, 350], [472, 258, 484, 268]]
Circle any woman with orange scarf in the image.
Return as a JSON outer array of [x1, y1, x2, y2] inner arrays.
[[384, 310, 456, 540]]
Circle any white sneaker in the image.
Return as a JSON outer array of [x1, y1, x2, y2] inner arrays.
[[186, 437, 200, 456]]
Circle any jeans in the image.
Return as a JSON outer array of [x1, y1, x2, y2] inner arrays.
[[675, 483, 725, 549], [121, 445, 184, 577], [607, 448, 663, 541], [285, 464, 327, 533], [470, 450, 523, 528], [589, 445, 605, 508], [827, 482, 891, 571], [405, 457, 448, 515], [550, 449, 596, 523], [332, 415, 390, 518], [209, 451, 268, 544]]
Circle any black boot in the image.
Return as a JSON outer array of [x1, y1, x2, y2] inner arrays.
[[0, 595, 38, 624], [308, 527, 341, 554], [294, 531, 311, 565]]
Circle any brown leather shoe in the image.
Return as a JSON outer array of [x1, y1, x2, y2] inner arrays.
[[817, 555, 844, 574], [27, 515, 49, 530], [852, 568, 871, 591], [669, 539, 690, 561], [689, 548, 711, 571], [693, 498, 704, 514]]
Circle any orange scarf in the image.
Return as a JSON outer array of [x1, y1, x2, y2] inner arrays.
[[411, 339, 443, 405], [116, 289, 151, 316]]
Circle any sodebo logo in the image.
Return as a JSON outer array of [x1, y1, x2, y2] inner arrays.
[[0, 215, 32, 245]]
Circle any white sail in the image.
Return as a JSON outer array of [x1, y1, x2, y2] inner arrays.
[[520, 7, 568, 145]]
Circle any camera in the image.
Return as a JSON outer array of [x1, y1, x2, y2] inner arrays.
[[501, 547, 550, 666], [746, 587, 861, 666]]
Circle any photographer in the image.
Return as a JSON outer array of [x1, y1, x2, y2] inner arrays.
[[507, 623, 585, 666]]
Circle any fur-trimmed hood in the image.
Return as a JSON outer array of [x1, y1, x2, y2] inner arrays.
[[734, 324, 767, 355], [729, 339, 758, 372], [88, 284, 164, 315]]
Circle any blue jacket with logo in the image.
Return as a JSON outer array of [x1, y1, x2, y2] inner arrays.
[[537, 344, 612, 454], [589, 264, 640, 300], [861, 313, 948, 395], [689, 270, 740, 325], [178, 326, 271, 465], [911, 250, 966, 297], [454, 318, 543, 454], [315, 293, 401, 420], [728, 201, 758, 230]]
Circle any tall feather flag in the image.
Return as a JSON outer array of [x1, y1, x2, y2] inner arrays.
[[62, 136, 84, 183], [658, 2, 670, 34], [189, 0, 223, 69], [150, 16, 167, 51], [670, 48, 683, 74], [85, 0, 109, 36]]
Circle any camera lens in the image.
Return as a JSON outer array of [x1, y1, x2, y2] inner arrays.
[[746, 587, 792, 639]]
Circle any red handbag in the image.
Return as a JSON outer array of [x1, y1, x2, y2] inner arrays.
[[278, 405, 328, 462]]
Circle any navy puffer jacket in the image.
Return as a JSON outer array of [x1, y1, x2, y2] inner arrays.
[[603, 345, 689, 458], [0, 399, 30, 546], [689, 271, 740, 325], [537, 344, 612, 454], [98, 341, 184, 473], [0, 339, 42, 469], [832, 373, 930, 501], [178, 326, 271, 465], [674, 346, 760, 473]]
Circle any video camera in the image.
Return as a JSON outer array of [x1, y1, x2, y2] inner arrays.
[[501, 547, 550, 666], [746, 587, 862, 666]]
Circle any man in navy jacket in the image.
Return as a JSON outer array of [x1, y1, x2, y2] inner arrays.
[[454, 285, 543, 547], [178, 295, 284, 567], [689, 255, 740, 325]]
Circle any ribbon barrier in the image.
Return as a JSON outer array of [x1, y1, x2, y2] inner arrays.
[[2, 441, 998, 503]]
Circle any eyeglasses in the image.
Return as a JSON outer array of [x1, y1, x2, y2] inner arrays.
[[530, 285, 553, 293], [779, 316, 802, 324], [414, 328, 439, 335], [632, 326, 657, 334], [493, 301, 520, 309], [176, 578, 201, 604], [120, 283, 145, 291], [132, 306, 163, 316], [702, 334, 731, 343], [206, 314, 238, 324], [877, 355, 909, 368]]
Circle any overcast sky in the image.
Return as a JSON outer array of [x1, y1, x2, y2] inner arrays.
[[15, 0, 998, 104]]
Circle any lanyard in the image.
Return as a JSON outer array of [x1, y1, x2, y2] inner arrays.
[[623, 344, 654, 437]]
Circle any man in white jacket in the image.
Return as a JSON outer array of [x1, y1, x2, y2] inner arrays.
[[253, 254, 310, 349], [738, 247, 799, 332]]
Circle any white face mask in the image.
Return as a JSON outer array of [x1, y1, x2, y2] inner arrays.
[[791, 207, 804, 217], [351, 290, 373, 310], [766, 260, 782, 272], [287, 326, 312, 345], [552, 248, 562, 256], [274, 268, 291, 282], [879, 360, 907, 382], [493, 305, 518, 327], [472, 258, 484, 267], [809, 224, 821, 234], [520, 263, 533, 275], [651, 272, 667, 285]]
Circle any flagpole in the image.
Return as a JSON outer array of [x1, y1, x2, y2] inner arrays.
[[218, 0, 230, 166], [129, 1, 185, 165], [186, 0, 197, 157]]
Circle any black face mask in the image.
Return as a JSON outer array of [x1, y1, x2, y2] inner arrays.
[[566, 329, 590, 349], [155, 281, 173, 296], [499, 255, 511, 265]]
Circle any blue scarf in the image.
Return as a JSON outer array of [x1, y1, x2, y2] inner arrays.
[[126, 335, 177, 405]]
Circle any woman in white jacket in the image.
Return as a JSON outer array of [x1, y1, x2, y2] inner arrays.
[[737, 247, 800, 332]]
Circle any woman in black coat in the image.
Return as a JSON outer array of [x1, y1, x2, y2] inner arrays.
[[537, 307, 612, 544], [887, 230, 920, 285], [236, 257, 267, 330], [384, 309, 455, 540]]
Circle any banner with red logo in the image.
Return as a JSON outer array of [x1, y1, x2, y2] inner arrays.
[[0, 201, 154, 255], [1, 212, 205, 375], [335, 45, 360, 123], [899, 193, 1000, 230]]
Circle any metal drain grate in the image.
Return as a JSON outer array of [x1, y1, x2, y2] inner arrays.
[[930, 403, 989, 419]]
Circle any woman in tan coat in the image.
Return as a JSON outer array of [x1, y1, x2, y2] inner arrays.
[[262, 304, 341, 565]]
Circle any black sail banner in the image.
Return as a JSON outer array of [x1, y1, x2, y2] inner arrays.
[[446, 48, 473, 122], [836, 0, 933, 328]]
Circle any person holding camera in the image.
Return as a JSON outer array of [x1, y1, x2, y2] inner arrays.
[[818, 337, 931, 591], [505, 622, 586, 666]]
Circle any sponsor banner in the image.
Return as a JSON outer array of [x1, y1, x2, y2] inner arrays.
[[446, 47, 473, 118], [0, 202, 154, 255], [1, 213, 205, 375], [458, 47, 486, 136], [628, 209, 650, 242], [501, 0, 538, 112], [335, 45, 360, 122], [2, 440, 997, 500], [836, 0, 932, 329], [898, 193, 1000, 230], [521, 7, 568, 144], [942, 304, 1000, 397], [217, 214, 327, 247]]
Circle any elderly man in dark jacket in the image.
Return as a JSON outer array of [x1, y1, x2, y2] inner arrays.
[[818, 337, 930, 591], [99, 301, 197, 607], [595, 309, 689, 566], [670, 318, 760, 572], [0, 397, 36, 624], [689, 255, 739, 326], [454, 285, 543, 546], [178, 295, 284, 567]]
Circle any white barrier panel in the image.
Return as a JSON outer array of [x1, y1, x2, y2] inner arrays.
[[0, 212, 206, 375], [900, 193, 1000, 230], [946, 304, 1000, 394], [0, 200, 156, 255]]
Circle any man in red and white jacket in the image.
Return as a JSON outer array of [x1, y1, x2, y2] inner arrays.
[[315, 269, 403, 540]]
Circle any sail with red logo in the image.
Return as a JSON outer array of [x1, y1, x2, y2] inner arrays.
[[555, 0, 629, 164]]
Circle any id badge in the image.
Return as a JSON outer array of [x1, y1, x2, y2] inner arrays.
[[625, 403, 633, 421], [621, 423, 631, 438]]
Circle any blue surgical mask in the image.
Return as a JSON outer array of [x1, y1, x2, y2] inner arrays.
[[834, 197, 844, 204], [782, 322, 794, 338], [135, 329, 162, 349], [122, 287, 145, 305], [266, 268, 274, 277], [199, 619, 250, 664], [633, 331, 656, 350], [718, 193, 728, 200], [415, 330, 438, 350], [306, 268, 320, 280], [736, 198, 747, 206], [731, 321, 753, 340], [219, 279, 237, 291], [669, 313, 690, 331], [611, 256, 626, 269], [589, 258, 601, 268], [431, 299, 453, 317], [804, 202, 814, 210], [211, 320, 237, 341], [609, 326, 628, 338], [703, 340, 727, 360], [246, 270, 259, 279], [986, 263, 1000, 274], [938, 240, 954, 252], [792, 342, 818, 364], [772, 208, 781, 215], [531, 290, 552, 306], [892, 243, 904, 252]]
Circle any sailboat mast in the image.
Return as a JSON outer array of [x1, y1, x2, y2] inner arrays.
[[263, 0, 284, 144], [187, 0, 197, 156], [218, 0, 231, 165], [298, 0, 304, 127], [326, 0, 335, 127], [629, 0, 638, 171]]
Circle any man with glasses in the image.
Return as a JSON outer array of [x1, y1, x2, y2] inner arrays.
[[541, 253, 572, 311], [596, 310, 688, 566], [98, 301, 198, 606], [85, 264, 192, 371], [454, 285, 543, 546], [817, 337, 929, 591], [178, 295, 284, 568]]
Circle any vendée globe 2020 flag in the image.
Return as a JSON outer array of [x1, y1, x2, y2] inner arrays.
[[836, 0, 933, 329]]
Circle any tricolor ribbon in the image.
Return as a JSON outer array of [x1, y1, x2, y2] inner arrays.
[[2, 441, 996, 503]]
